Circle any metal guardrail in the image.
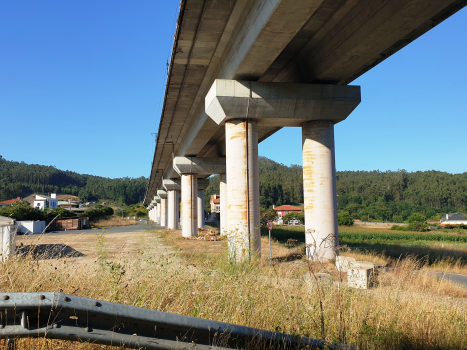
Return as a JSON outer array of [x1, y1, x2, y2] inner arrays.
[[0, 292, 354, 349]]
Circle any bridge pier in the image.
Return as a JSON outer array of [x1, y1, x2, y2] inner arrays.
[[197, 179, 210, 229], [206, 80, 361, 261], [154, 196, 161, 225], [220, 173, 227, 235], [181, 174, 198, 237], [225, 119, 261, 260], [174, 157, 226, 237], [157, 190, 167, 227], [302, 120, 338, 261], [164, 179, 181, 230]]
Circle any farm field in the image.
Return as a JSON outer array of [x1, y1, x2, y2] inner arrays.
[[261, 225, 467, 275]]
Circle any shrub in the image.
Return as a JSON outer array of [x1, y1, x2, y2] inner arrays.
[[80, 206, 114, 219], [408, 213, 426, 223], [338, 211, 354, 226], [0, 201, 45, 221], [408, 221, 428, 232], [45, 207, 75, 221], [283, 211, 304, 224], [100, 206, 114, 216], [260, 208, 277, 226]]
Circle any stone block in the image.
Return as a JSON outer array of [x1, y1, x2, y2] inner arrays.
[[352, 261, 375, 269], [348, 267, 373, 289], [335, 256, 356, 272]]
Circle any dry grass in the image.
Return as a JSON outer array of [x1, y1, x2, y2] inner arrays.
[[91, 215, 138, 227], [274, 225, 467, 275], [2, 229, 467, 349]]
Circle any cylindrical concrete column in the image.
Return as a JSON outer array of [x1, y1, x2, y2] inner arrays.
[[157, 203, 161, 225], [160, 198, 167, 227], [181, 174, 198, 237], [197, 190, 205, 229], [302, 120, 338, 261], [225, 119, 260, 261], [167, 190, 179, 229], [220, 173, 227, 235]]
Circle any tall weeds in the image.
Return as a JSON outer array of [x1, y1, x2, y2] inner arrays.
[[1, 230, 466, 349]]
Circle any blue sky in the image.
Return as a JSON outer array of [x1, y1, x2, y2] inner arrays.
[[1, 2, 466, 178]]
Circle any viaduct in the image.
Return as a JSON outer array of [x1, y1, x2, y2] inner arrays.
[[144, 0, 466, 261]]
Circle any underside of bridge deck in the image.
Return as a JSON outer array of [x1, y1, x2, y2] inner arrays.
[[145, 0, 466, 259]]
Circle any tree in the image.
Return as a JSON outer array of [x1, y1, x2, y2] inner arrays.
[[338, 211, 354, 226], [407, 212, 426, 223], [0, 201, 45, 221], [260, 208, 277, 227], [283, 212, 304, 224]]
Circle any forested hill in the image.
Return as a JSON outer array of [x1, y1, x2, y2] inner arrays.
[[205, 156, 467, 221], [0, 157, 148, 205]]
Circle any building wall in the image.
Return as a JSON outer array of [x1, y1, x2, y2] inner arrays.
[[33, 200, 47, 210], [17, 221, 46, 234], [441, 220, 467, 226]]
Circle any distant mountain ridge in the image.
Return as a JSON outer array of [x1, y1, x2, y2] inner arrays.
[[0, 157, 148, 205]]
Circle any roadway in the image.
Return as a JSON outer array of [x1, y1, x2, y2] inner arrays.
[[429, 271, 467, 287]]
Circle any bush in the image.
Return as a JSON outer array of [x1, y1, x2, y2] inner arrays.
[[283, 212, 304, 224], [80, 206, 114, 219], [338, 211, 354, 226], [45, 207, 75, 221], [260, 208, 277, 226], [408, 213, 426, 223], [100, 206, 114, 216], [393, 215, 404, 223], [0, 201, 45, 221], [408, 221, 428, 232]]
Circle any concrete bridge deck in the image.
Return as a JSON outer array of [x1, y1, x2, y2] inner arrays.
[[145, 0, 466, 261]]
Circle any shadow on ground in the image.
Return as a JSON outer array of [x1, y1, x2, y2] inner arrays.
[[344, 243, 467, 264], [17, 244, 85, 259]]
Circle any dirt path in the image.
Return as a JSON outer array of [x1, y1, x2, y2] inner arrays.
[[16, 228, 181, 273]]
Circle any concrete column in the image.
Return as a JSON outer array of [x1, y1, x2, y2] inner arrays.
[[225, 119, 260, 261], [160, 199, 167, 227], [220, 173, 227, 235], [302, 120, 338, 261], [197, 191, 204, 228], [157, 203, 161, 225], [197, 179, 210, 229], [167, 190, 180, 229], [157, 191, 168, 227], [181, 174, 198, 237], [163, 179, 181, 230]]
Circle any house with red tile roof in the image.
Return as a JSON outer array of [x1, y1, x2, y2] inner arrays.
[[0, 197, 21, 207], [274, 205, 302, 218], [210, 194, 221, 213]]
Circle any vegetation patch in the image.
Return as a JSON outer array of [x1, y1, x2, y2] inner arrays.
[[6, 228, 466, 349]]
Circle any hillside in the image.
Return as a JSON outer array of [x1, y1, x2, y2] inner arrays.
[[0, 157, 148, 205], [3, 155, 466, 221], [204, 157, 467, 222]]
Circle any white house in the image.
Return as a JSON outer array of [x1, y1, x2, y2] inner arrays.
[[440, 213, 467, 226], [33, 194, 58, 210]]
